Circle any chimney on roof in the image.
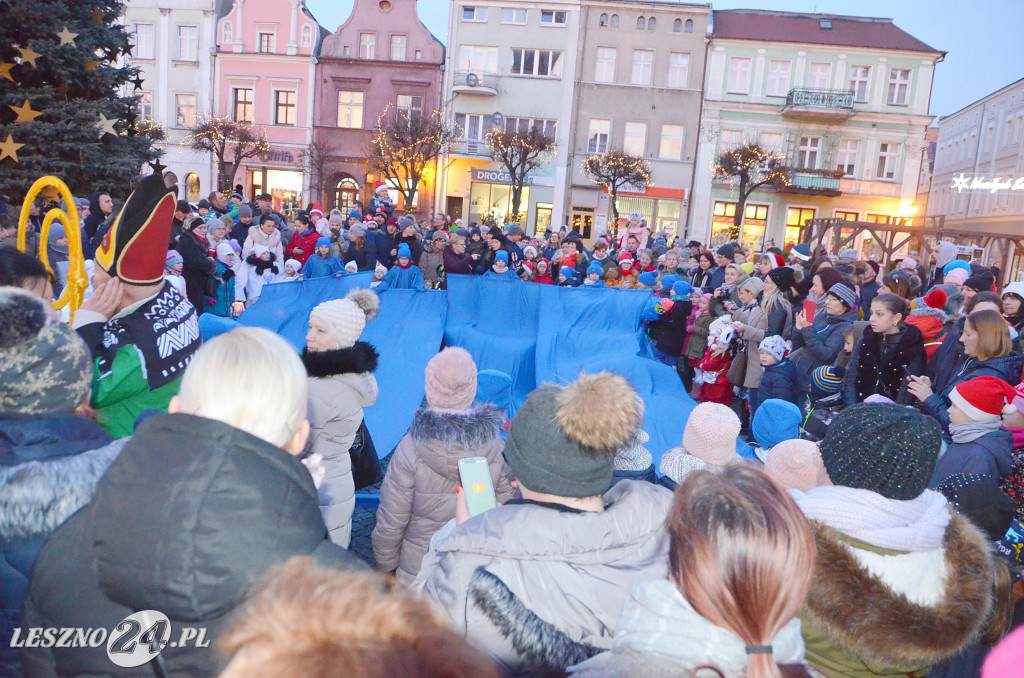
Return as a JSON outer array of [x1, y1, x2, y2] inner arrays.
[[820, 19, 832, 29]]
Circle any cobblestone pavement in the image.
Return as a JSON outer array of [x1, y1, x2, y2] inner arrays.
[[348, 452, 392, 567]]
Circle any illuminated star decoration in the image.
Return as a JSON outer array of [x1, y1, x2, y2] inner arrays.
[[952, 173, 970, 193], [55, 26, 79, 47], [96, 113, 119, 138], [0, 134, 25, 162], [16, 45, 41, 68], [10, 100, 42, 123], [0, 63, 14, 83]]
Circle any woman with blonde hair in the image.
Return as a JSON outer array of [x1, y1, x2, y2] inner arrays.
[[571, 465, 815, 677], [711, 263, 750, 317]]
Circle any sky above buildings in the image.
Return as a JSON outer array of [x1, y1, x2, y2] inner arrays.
[[305, 0, 1024, 120]]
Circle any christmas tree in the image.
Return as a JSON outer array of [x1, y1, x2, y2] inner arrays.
[[0, 0, 161, 202]]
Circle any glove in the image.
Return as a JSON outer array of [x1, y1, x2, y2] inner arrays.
[[655, 298, 675, 315]]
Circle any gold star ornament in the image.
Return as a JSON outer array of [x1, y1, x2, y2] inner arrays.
[[96, 113, 119, 138], [17, 45, 41, 68], [0, 63, 14, 83], [56, 26, 79, 47], [10, 100, 42, 123], [0, 134, 24, 162], [84, 60, 100, 71]]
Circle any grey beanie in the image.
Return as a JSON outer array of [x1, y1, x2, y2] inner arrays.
[[398, 214, 416, 229], [237, 205, 253, 218], [0, 289, 92, 415], [504, 372, 643, 497], [827, 282, 858, 310]]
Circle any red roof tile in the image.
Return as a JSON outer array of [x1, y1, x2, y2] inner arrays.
[[712, 10, 940, 54]]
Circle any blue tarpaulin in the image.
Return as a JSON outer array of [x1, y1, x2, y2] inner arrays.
[[198, 274, 700, 466]]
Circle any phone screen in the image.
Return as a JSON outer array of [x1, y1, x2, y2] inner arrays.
[[458, 457, 497, 517], [802, 300, 817, 319]]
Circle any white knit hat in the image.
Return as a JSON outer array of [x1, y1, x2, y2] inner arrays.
[[309, 289, 379, 349]]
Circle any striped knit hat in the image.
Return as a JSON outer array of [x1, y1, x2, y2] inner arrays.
[[810, 365, 846, 404], [827, 282, 858, 310]]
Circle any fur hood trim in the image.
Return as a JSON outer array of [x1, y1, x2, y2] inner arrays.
[[410, 404, 504, 448], [803, 515, 992, 668], [301, 341, 378, 378], [910, 307, 948, 322], [0, 439, 125, 540]]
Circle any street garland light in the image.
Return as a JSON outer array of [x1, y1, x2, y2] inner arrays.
[[711, 141, 790, 241], [582, 149, 652, 240]]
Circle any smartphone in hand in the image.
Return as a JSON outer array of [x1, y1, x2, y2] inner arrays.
[[802, 299, 817, 320], [458, 457, 497, 517]]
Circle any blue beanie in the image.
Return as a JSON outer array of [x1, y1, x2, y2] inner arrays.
[[791, 243, 812, 262], [943, 259, 970, 276], [560, 265, 575, 277], [660, 274, 681, 290], [752, 399, 803, 449], [348, 209, 362, 220], [470, 227, 481, 237], [655, 236, 667, 246], [495, 250, 509, 264], [587, 261, 603, 277], [637, 271, 658, 287], [397, 242, 412, 259], [672, 280, 694, 297], [316, 236, 331, 249]]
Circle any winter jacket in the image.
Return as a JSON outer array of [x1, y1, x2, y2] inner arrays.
[[792, 308, 859, 393], [206, 260, 236, 317], [19, 413, 364, 678], [413, 481, 673, 675], [905, 308, 948, 362], [762, 299, 794, 339], [482, 268, 521, 282], [926, 316, 968, 393], [443, 246, 475, 276], [302, 344, 379, 549], [419, 240, 445, 287], [647, 298, 692, 357], [286, 227, 319, 265], [708, 265, 726, 291], [685, 312, 714, 361], [345, 239, 381, 272], [858, 280, 881, 316], [177, 230, 216, 313], [844, 324, 925, 405], [242, 224, 284, 262], [690, 267, 714, 291], [733, 302, 768, 389], [921, 352, 1023, 432], [376, 262, 425, 291], [698, 348, 733, 406], [234, 254, 280, 303], [466, 238, 489, 268], [372, 406, 516, 582], [753, 360, 800, 413], [930, 428, 1013, 487], [395, 234, 425, 266], [0, 414, 120, 677], [301, 253, 345, 279], [368, 195, 394, 219], [800, 513, 992, 678]]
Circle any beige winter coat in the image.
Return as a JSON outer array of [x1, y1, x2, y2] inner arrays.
[[242, 224, 284, 262], [733, 302, 768, 389], [372, 405, 516, 582], [303, 343, 379, 549]]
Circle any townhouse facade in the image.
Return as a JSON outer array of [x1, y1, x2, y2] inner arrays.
[[314, 0, 445, 215], [565, 1, 709, 240], [689, 10, 943, 256]]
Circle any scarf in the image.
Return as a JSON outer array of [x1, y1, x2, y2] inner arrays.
[[949, 419, 1003, 443], [791, 485, 950, 552]]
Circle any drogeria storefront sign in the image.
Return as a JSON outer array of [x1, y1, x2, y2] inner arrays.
[[951, 173, 1024, 193]]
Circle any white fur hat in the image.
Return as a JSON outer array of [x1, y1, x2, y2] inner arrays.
[[309, 289, 379, 349]]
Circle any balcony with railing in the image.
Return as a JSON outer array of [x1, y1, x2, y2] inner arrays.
[[781, 88, 856, 121], [450, 140, 492, 157], [451, 72, 500, 96], [782, 169, 843, 196]]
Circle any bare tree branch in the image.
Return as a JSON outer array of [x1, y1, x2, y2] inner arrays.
[[182, 116, 270, 192], [485, 126, 557, 224], [583, 150, 651, 239], [712, 142, 790, 239]]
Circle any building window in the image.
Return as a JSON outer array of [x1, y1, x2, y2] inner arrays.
[[599, 13, 608, 27], [759, 132, 782, 152], [984, 123, 995, 153], [462, 6, 487, 22], [397, 94, 423, 118], [359, 33, 375, 59], [849, 66, 870, 102], [631, 49, 653, 86], [594, 47, 616, 83], [390, 35, 407, 60], [667, 52, 689, 88], [834, 210, 858, 221], [636, 16, 645, 30], [505, 117, 557, 137], [233, 87, 253, 122], [786, 207, 816, 244], [887, 68, 910, 105], [541, 10, 567, 25], [175, 93, 196, 128], [176, 25, 198, 61], [274, 91, 296, 125], [766, 59, 791, 97], [610, 14, 619, 28], [647, 17, 656, 30], [659, 124, 683, 160], [137, 91, 153, 119], [720, 129, 743, 150], [797, 135, 820, 169], [301, 25, 312, 47], [510, 48, 563, 77], [673, 18, 682, 32], [132, 23, 155, 59], [837, 138, 859, 176], [258, 32, 275, 53], [685, 18, 693, 32], [222, 21, 233, 44], [727, 57, 752, 94], [455, 113, 489, 140], [415, 49, 422, 60], [337, 91, 364, 128], [458, 45, 499, 73], [624, 121, 646, 155], [501, 8, 526, 23], [807, 61, 831, 89], [876, 142, 899, 180], [587, 118, 610, 153]]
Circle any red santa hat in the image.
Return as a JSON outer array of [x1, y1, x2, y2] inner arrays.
[[618, 252, 634, 269], [949, 376, 1019, 422], [374, 182, 388, 194], [310, 203, 324, 219]]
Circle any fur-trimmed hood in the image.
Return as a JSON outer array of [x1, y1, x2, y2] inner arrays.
[[409, 404, 505, 478], [802, 514, 992, 672], [301, 341, 378, 378]]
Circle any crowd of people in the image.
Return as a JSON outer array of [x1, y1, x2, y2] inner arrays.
[[4, 175, 1024, 678]]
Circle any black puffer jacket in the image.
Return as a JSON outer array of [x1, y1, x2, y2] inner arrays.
[[20, 413, 364, 677], [844, 324, 926, 405]]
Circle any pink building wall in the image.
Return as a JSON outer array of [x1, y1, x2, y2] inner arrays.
[[313, 0, 444, 214]]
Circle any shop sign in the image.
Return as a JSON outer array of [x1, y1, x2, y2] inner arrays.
[[472, 169, 533, 185], [258, 149, 297, 164], [951, 173, 1024, 193]]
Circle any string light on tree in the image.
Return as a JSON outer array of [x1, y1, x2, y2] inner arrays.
[[583, 149, 652, 238], [711, 140, 790, 241], [484, 125, 557, 224]]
